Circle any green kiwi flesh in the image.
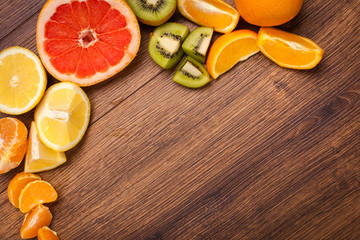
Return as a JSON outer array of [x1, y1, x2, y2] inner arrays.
[[182, 27, 214, 64], [173, 56, 210, 88], [149, 22, 190, 69], [127, 0, 176, 26]]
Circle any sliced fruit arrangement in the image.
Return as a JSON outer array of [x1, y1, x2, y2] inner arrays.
[[20, 204, 53, 239], [207, 29, 259, 79], [257, 27, 324, 69], [35, 82, 91, 152], [25, 121, 66, 173], [0, 118, 28, 174], [173, 56, 210, 88], [8, 173, 60, 239], [38, 226, 60, 240], [177, 0, 239, 33], [149, 22, 190, 69], [36, 0, 141, 86], [19, 180, 58, 213], [127, 0, 176, 26], [182, 27, 214, 64], [0, 46, 47, 115]]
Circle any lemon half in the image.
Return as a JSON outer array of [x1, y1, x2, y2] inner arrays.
[[35, 82, 91, 152], [0, 46, 47, 114]]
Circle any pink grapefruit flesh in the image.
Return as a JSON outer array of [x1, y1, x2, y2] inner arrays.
[[37, 0, 141, 86]]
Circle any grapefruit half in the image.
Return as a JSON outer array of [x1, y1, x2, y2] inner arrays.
[[37, 0, 141, 86]]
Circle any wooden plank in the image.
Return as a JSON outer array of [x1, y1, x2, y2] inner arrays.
[[0, 0, 46, 40], [0, 0, 360, 239]]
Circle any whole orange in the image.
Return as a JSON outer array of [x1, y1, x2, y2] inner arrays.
[[234, 0, 303, 26]]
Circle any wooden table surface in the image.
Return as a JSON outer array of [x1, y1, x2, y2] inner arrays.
[[1, 0, 360, 239]]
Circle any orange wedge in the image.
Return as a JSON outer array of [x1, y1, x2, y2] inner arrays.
[[177, 0, 239, 33], [257, 27, 324, 69], [206, 29, 259, 79], [19, 180, 58, 213]]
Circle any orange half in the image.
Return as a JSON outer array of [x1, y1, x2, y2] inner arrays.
[[206, 29, 259, 79], [257, 27, 324, 69], [178, 0, 239, 33]]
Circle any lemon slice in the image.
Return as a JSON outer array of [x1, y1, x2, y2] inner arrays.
[[24, 121, 66, 173], [34, 82, 91, 152], [0, 46, 47, 115]]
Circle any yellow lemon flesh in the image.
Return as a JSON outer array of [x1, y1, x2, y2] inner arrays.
[[0, 46, 47, 114], [35, 82, 91, 152]]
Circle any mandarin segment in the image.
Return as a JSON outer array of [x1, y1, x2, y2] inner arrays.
[[20, 204, 53, 239], [38, 227, 60, 240], [7, 172, 41, 208], [0, 117, 28, 174], [19, 180, 58, 213]]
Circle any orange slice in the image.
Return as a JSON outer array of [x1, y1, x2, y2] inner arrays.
[[19, 180, 58, 213], [21, 204, 52, 239], [36, 0, 141, 86], [177, 0, 239, 33], [0, 117, 28, 174], [257, 27, 324, 69], [206, 29, 259, 79], [8, 172, 41, 208], [38, 227, 60, 240]]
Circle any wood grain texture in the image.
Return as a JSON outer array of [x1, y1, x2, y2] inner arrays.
[[1, 0, 360, 239]]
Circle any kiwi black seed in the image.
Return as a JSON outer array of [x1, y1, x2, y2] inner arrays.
[[182, 27, 214, 64], [173, 56, 210, 88], [127, 0, 176, 26], [149, 22, 190, 69]]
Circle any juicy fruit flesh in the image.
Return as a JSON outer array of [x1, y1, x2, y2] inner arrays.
[[8, 172, 41, 208], [0, 118, 28, 174], [215, 37, 259, 74], [38, 227, 59, 240], [44, 0, 132, 79], [179, 0, 239, 33], [182, 61, 202, 78], [19, 180, 58, 213], [127, 0, 176, 25], [25, 122, 66, 173], [40, 88, 87, 146], [0, 53, 40, 109], [21, 205, 52, 239], [173, 57, 210, 88], [257, 27, 324, 69], [149, 23, 190, 69], [182, 27, 213, 63]]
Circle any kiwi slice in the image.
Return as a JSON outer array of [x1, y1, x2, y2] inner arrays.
[[173, 56, 210, 88], [126, 0, 176, 26], [182, 27, 214, 64], [149, 22, 190, 69]]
